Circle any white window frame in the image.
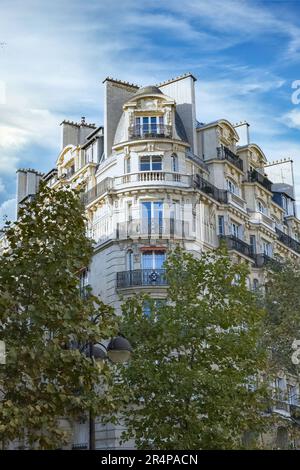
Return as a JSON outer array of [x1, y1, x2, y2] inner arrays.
[[139, 155, 163, 172], [226, 178, 238, 195]]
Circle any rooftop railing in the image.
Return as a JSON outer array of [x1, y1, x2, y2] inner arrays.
[[192, 174, 228, 204], [247, 169, 273, 192], [81, 177, 114, 206], [216, 146, 243, 171]]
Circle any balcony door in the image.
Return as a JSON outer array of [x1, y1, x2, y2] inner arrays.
[[142, 251, 166, 271], [141, 201, 163, 235]]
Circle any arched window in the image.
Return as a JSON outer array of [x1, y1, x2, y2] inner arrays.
[[253, 279, 259, 291], [226, 178, 238, 195], [171, 153, 178, 172], [257, 200, 266, 214]]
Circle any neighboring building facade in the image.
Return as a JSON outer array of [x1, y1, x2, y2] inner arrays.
[[9, 73, 300, 448]]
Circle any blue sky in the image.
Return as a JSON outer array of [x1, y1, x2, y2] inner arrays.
[[1, 0, 300, 226]]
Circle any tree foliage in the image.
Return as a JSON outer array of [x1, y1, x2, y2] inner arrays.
[[0, 183, 118, 449], [115, 247, 270, 449], [263, 259, 300, 376]]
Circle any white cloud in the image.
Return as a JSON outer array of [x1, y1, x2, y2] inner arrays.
[[281, 109, 300, 130], [0, 198, 16, 228], [196, 74, 285, 139]]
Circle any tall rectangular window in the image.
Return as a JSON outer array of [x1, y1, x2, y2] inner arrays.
[[218, 215, 225, 235], [250, 235, 256, 255], [141, 201, 163, 234], [231, 222, 240, 239], [263, 240, 272, 257]]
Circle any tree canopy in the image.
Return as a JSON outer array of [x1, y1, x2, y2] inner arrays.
[[114, 247, 270, 449], [0, 183, 118, 449]]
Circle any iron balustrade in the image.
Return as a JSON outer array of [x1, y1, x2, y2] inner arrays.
[[192, 174, 228, 204], [219, 235, 252, 257], [128, 124, 172, 139], [216, 146, 243, 171], [252, 253, 273, 268], [247, 169, 273, 192], [81, 177, 114, 206], [275, 227, 300, 253], [117, 269, 167, 288]]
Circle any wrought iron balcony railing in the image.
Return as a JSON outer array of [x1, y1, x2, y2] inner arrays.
[[79, 285, 91, 300], [81, 177, 114, 206], [219, 235, 252, 257], [251, 253, 273, 268], [128, 124, 172, 139], [275, 227, 300, 253], [117, 269, 167, 289], [192, 174, 228, 204], [247, 169, 273, 192], [216, 146, 243, 171]]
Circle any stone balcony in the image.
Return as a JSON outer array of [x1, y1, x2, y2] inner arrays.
[[114, 171, 191, 190], [227, 192, 247, 212], [248, 211, 276, 231], [88, 218, 193, 247]]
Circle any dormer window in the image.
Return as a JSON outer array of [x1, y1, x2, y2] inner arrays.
[[134, 116, 164, 137]]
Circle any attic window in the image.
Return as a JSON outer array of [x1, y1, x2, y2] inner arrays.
[[135, 116, 164, 135]]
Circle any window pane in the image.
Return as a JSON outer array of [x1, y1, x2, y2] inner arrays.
[[140, 156, 151, 171], [153, 201, 163, 232], [218, 216, 224, 235], [143, 117, 149, 134], [150, 116, 157, 133], [142, 252, 153, 269], [154, 251, 166, 269], [152, 155, 162, 171], [141, 202, 151, 233], [142, 300, 151, 317]]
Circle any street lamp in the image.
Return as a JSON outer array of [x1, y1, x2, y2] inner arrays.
[[88, 335, 132, 450]]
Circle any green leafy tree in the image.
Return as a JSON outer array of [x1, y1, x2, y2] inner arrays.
[[115, 247, 270, 449], [0, 183, 117, 449], [263, 259, 300, 376]]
